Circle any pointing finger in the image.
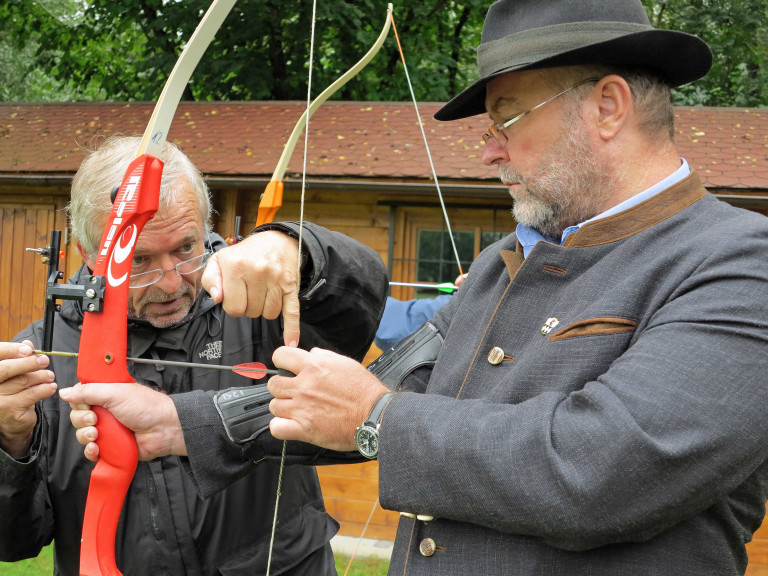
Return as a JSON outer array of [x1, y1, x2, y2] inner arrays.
[[282, 289, 301, 348], [201, 253, 224, 303]]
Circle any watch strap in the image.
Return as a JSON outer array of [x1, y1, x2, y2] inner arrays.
[[364, 391, 395, 427]]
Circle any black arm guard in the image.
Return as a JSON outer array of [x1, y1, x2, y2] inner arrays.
[[214, 323, 443, 445], [213, 385, 274, 445]]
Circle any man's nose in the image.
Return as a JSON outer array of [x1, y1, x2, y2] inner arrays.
[[156, 267, 184, 293], [481, 138, 510, 165], [156, 257, 184, 292]]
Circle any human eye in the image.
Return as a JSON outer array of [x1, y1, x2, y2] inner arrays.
[[495, 115, 513, 128], [131, 254, 149, 272], [504, 109, 529, 126], [487, 114, 503, 127], [173, 243, 196, 260]]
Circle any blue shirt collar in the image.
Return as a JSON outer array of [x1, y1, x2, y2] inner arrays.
[[516, 159, 690, 258]]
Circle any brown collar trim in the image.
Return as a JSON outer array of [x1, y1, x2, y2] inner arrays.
[[563, 171, 707, 249], [500, 241, 526, 282]]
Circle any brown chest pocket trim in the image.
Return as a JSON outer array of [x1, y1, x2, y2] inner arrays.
[[548, 317, 637, 342]]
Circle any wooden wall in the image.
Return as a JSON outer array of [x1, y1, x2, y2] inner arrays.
[[0, 182, 400, 341], [0, 186, 78, 342], [318, 460, 399, 541], [748, 521, 768, 575], [214, 185, 392, 263]]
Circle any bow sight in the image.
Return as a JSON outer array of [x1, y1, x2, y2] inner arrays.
[[27, 230, 106, 353]]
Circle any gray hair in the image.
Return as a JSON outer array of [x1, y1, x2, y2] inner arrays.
[[68, 135, 212, 258], [540, 65, 676, 140]]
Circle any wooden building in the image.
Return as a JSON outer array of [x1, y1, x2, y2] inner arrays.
[[2, 101, 768, 566]]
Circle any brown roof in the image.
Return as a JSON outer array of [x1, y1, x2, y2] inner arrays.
[[1, 101, 767, 189]]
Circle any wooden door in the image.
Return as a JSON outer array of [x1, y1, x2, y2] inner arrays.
[[0, 201, 75, 342]]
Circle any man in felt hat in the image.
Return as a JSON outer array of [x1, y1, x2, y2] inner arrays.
[[63, 1, 768, 574]]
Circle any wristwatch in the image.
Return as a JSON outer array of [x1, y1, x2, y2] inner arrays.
[[354, 391, 394, 459]]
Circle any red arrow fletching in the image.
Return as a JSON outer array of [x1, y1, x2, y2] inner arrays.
[[231, 362, 271, 380]]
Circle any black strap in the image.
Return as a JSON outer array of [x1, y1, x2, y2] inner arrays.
[[213, 384, 274, 444]]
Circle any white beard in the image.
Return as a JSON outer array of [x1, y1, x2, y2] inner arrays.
[[499, 108, 611, 239]]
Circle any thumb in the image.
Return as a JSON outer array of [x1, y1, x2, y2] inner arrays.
[[201, 253, 224, 302], [269, 415, 303, 441], [59, 382, 109, 408]]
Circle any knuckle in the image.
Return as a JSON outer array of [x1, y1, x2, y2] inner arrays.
[[231, 257, 252, 277], [258, 258, 284, 283], [221, 290, 248, 316]]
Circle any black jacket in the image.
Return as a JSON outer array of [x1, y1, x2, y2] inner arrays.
[[0, 223, 388, 576]]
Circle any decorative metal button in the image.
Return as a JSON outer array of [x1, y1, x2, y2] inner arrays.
[[488, 346, 504, 365], [416, 514, 435, 522], [399, 511, 416, 519], [419, 538, 437, 557]]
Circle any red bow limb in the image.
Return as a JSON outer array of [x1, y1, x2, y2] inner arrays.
[[77, 154, 162, 575]]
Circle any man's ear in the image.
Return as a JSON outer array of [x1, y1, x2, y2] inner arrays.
[[76, 242, 96, 270], [590, 74, 633, 142]]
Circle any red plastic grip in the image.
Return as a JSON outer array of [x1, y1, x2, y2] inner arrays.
[[77, 154, 162, 576]]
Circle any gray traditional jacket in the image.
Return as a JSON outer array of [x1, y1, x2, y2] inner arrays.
[[0, 223, 388, 576], [379, 173, 768, 575]]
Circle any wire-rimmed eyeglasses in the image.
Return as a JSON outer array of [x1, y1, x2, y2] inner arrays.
[[129, 251, 212, 289], [482, 77, 599, 147]]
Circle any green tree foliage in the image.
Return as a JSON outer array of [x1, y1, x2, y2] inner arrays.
[[1, 0, 766, 106], [0, 1, 104, 101], [643, 0, 768, 106], [1, 0, 485, 103]]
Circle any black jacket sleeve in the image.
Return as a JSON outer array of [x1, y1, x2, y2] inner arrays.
[[175, 222, 388, 497], [0, 324, 55, 561], [259, 221, 388, 361]]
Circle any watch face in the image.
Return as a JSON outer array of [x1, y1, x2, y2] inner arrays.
[[355, 425, 379, 459]]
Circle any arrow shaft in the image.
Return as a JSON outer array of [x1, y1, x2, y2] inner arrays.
[[34, 350, 279, 376], [127, 356, 278, 375], [390, 281, 457, 292]]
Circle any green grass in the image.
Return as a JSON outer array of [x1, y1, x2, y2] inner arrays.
[[334, 553, 389, 576], [0, 546, 388, 576], [0, 545, 53, 575]]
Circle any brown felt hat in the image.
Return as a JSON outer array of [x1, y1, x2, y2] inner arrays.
[[435, 0, 712, 121]]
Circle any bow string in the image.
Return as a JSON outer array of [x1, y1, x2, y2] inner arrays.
[[258, 6, 394, 575]]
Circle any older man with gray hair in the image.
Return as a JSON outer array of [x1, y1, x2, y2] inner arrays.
[[0, 135, 388, 575]]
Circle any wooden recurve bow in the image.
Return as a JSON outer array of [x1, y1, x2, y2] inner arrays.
[[255, 4, 394, 227]]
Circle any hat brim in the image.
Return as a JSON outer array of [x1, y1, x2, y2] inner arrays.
[[434, 29, 712, 121]]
